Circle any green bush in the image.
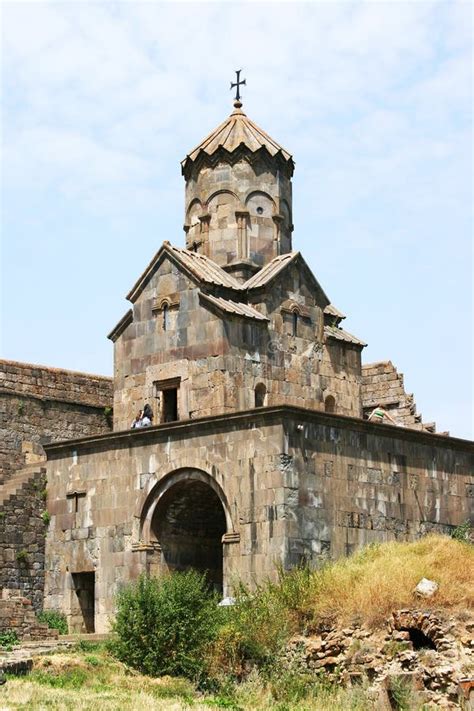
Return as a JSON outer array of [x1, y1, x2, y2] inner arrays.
[[209, 566, 311, 679], [0, 630, 18, 651], [451, 521, 473, 543], [111, 571, 223, 681], [37, 610, 68, 635]]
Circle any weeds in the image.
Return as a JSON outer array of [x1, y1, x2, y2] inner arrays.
[[0, 630, 19, 651], [16, 549, 29, 564], [37, 609, 68, 634]]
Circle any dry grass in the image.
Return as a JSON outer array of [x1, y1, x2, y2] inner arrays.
[[0, 648, 213, 711], [304, 535, 474, 626]]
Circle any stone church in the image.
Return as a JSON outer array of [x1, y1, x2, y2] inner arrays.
[[5, 94, 471, 634]]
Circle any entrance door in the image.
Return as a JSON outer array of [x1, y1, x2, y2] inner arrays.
[[71, 572, 95, 633]]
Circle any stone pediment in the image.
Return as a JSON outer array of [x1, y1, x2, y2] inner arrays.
[[244, 251, 330, 309], [126, 241, 244, 304]]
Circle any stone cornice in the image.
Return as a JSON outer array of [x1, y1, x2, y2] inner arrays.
[[44, 405, 474, 458]]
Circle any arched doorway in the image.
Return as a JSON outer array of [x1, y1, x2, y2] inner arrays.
[[325, 394, 336, 413], [149, 478, 227, 592]]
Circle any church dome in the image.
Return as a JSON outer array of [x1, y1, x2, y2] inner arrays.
[[181, 101, 294, 179]]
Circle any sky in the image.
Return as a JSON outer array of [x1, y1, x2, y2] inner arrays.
[[1, 1, 472, 438]]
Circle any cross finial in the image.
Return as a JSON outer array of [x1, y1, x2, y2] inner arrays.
[[230, 69, 246, 104]]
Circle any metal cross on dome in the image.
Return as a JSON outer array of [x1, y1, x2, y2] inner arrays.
[[230, 69, 246, 102]]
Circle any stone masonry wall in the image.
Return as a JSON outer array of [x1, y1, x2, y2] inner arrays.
[[113, 255, 362, 430], [0, 360, 113, 484], [286, 412, 472, 566], [43, 407, 473, 633], [0, 468, 49, 613], [0, 589, 58, 641], [361, 361, 441, 433]]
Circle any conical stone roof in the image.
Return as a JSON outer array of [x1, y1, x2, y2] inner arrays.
[[181, 101, 294, 177]]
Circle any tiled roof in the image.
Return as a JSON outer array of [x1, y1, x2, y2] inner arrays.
[[324, 304, 346, 320], [199, 292, 269, 321], [167, 245, 243, 290], [244, 252, 298, 289], [324, 325, 366, 347], [126, 242, 243, 302], [182, 102, 294, 176]]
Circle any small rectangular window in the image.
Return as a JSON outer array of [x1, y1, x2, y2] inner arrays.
[[163, 388, 178, 422], [154, 378, 181, 423]]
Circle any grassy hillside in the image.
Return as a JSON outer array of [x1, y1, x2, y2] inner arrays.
[[299, 534, 474, 626], [1, 535, 472, 711]]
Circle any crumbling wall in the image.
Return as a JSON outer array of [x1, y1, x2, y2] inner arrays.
[[0, 359, 113, 484], [361, 361, 442, 433], [0, 589, 58, 640], [0, 467, 49, 612]]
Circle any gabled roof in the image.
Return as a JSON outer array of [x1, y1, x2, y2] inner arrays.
[[324, 325, 366, 347], [126, 242, 243, 303], [324, 304, 346, 320], [244, 252, 297, 289], [244, 251, 330, 307], [107, 309, 133, 342], [181, 101, 294, 177], [199, 292, 269, 322]]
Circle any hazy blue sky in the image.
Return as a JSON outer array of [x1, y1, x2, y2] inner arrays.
[[1, 1, 472, 438]]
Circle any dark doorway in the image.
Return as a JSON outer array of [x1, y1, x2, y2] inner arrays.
[[151, 480, 226, 592], [71, 572, 95, 633], [163, 388, 178, 422], [325, 395, 336, 413], [255, 383, 266, 408]]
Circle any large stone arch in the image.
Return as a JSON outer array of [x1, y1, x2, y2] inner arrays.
[[139, 468, 235, 593]]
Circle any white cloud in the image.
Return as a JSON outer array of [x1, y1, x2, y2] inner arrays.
[[1, 1, 472, 434]]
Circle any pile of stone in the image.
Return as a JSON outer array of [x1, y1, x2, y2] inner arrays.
[[0, 589, 58, 642], [285, 607, 473, 709]]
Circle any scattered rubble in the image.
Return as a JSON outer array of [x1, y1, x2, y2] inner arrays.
[[285, 609, 474, 709]]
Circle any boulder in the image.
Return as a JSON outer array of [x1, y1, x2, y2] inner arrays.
[[414, 578, 439, 598]]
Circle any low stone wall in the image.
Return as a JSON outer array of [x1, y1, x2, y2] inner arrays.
[[0, 359, 113, 484], [0, 589, 57, 641], [0, 469, 48, 613]]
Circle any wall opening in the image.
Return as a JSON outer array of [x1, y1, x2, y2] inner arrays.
[[163, 388, 178, 422], [255, 383, 267, 408], [325, 395, 336, 414], [71, 572, 95, 633], [404, 627, 437, 650], [162, 303, 169, 331], [292, 310, 298, 337], [155, 378, 180, 423], [151, 480, 227, 592]]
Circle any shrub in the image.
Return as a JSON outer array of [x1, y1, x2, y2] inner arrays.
[[209, 566, 311, 679], [451, 521, 473, 543], [0, 630, 18, 650], [111, 571, 223, 681], [37, 610, 68, 635], [41, 511, 51, 525]]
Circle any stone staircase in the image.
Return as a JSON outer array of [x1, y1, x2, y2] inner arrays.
[[0, 463, 46, 508], [0, 464, 48, 612], [0, 589, 57, 641]]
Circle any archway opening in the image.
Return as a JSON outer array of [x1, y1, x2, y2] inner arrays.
[[151, 480, 227, 593], [325, 395, 336, 414]]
